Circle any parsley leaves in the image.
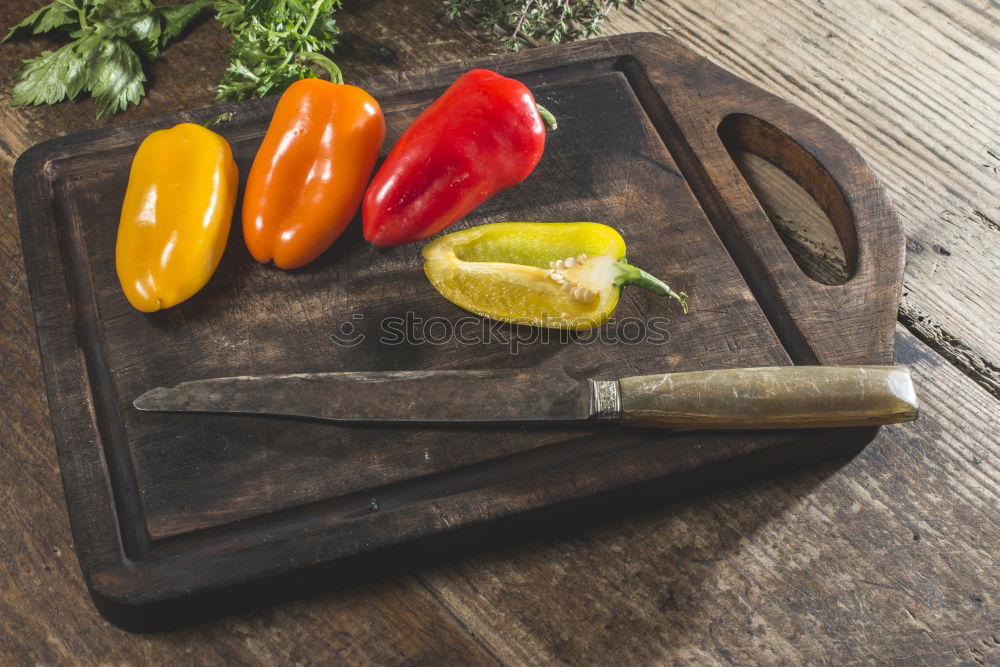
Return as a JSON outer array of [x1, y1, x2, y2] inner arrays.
[[5, 0, 632, 116], [3, 0, 213, 117], [214, 0, 342, 102], [4, 0, 344, 114]]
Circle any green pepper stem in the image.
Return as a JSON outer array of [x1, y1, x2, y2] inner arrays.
[[297, 51, 344, 85], [536, 104, 557, 131], [203, 111, 233, 128], [614, 261, 689, 313]]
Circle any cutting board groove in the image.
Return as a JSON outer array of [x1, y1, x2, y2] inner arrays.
[[13, 33, 903, 630], [616, 58, 819, 363]]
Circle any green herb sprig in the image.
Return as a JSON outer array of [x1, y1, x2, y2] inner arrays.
[[214, 0, 342, 102], [3, 0, 213, 117], [3, 0, 616, 116], [444, 0, 638, 51]]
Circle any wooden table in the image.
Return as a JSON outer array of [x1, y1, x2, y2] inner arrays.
[[2, 0, 996, 663]]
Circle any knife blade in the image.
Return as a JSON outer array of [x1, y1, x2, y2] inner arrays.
[[134, 365, 918, 429]]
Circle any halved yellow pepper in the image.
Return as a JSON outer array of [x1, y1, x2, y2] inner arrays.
[[422, 222, 687, 330], [116, 123, 239, 312]]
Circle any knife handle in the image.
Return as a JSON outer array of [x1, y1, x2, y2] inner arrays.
[[618, 365, 918, 429]]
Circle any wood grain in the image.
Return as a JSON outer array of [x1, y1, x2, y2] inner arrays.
[[1, 0, 997, 663], [416, 326, 999, 665], [602, 0, 1000, 396]]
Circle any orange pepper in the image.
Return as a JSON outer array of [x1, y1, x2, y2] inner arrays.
[[243, 77, 385, 269]]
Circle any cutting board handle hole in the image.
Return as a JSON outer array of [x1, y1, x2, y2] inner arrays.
[[718, 114, 855, 285]]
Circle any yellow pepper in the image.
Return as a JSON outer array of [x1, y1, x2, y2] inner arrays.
[[116, 122, 239, 312], [422, 222, 687, 330]]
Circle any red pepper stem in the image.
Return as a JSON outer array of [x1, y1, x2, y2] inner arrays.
[[296, 52, 344, 85], [536, 104, 558, 131], [614, 260, 689, 313]]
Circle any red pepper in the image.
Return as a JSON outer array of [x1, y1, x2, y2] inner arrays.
[[362, 69, 554, 247]]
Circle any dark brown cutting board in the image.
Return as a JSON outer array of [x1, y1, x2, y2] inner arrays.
[[13, 33, 903, 630]]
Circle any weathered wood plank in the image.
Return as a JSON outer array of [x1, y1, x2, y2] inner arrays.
[[417, 325, 1000, 664], [1, 0, 996, 663], [603, 0, 1000, 395]]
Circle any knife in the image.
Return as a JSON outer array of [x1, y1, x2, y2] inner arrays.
[[134, 365, 917, 429]]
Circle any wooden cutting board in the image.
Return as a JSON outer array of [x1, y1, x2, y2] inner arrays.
[[13, 33, 903, 630]]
